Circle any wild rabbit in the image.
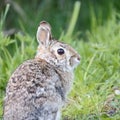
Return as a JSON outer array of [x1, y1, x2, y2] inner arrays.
[[3, 21, 80, 120]]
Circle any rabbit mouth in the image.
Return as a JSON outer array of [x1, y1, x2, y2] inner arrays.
[[69, 56, 80, 69]]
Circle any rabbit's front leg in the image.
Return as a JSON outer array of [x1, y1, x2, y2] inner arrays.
[[44, 110, 60, 120], [55, 110, 60, 120]]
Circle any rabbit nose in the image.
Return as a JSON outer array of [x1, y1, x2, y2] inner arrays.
[[77, 56, 80, 61], [76, 55, 80, 61]]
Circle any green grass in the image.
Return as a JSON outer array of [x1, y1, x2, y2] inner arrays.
[[62, 11, 120, 119], [0, 3, 120, 120]]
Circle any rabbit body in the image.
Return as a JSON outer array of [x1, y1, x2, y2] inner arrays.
[[4, 59, 73, 120], [3, 21, 80, 120]]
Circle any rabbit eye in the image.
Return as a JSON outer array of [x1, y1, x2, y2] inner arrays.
[[57, 48, 65, 55]]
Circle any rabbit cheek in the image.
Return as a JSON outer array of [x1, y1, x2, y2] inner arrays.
[[57, 56, 66, 66]]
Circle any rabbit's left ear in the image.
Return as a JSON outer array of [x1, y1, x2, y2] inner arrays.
[[37, 21, 52, 47]]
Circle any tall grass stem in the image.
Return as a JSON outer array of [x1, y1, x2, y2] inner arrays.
[[66, 1, 81, 37]]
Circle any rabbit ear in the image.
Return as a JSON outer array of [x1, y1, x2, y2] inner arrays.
[[37, 21, 51, 47]]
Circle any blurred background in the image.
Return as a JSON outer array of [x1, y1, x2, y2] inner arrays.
[[1, 0, 120, 119], [0, 0, 120, 37]]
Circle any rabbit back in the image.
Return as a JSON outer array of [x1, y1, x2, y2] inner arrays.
[[4, 59, 64, 120]]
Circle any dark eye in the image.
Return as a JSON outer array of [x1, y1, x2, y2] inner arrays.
[[57, 48, 65, 55]]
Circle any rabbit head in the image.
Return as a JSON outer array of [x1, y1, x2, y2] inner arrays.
[[35, 21, 80, 71]]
